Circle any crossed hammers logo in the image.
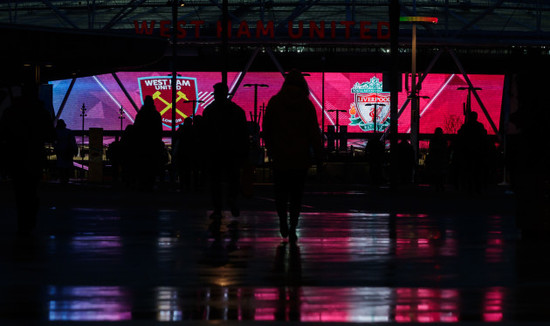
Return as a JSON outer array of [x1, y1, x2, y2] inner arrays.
[[152, 90, 189, 119]]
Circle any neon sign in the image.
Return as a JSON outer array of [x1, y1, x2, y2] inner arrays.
[[349, 77, 391, 132], [137, 76, 199, 129], [133, 20, 391, 40]]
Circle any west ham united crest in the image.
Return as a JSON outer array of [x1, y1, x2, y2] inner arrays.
[[349, 76, 391, 132], [138, 76, 199, 129]]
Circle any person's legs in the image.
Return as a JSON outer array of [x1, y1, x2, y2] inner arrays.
[[209, 163, 223, 219], [13, 174, 40, 235], [288, 169, 307, 242], [273, 169, 289, 238], [226, 159, 241, 217]]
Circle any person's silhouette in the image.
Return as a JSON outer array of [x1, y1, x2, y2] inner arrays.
[[106, 136, 123, 183], [365, 136, 385, 186], [262, 69, 323, 242], [174, 117, 194, 191], [54, 119, 78, 184], [0, 85, 55, 235], [190, 114, 206, 191], [396, 137, 415, 184], [455, 111, 488, 194], [426, 127, 449, 191], [202, 83, 249, 222], [133, 95, 163, 191]]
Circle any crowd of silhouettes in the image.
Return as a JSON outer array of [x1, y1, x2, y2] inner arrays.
[[0, 78, 501, 240], [360, 112, 495, 193]]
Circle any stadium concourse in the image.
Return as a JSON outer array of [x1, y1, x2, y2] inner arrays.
[[1, 176, 550, 325], [1, 1, 550, 325]]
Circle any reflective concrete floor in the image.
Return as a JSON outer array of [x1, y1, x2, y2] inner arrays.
[[1, 180, 549, 325]]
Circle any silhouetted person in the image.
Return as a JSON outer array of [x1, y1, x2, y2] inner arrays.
[[119, 124, 137, 187], [133, 95, 163, 191], [106, 136, 123, 183], [174, 117, 194, 191], [242, 121, 262, 198], [191, 114, 206, 191], [262, 69, 323, 242], [0, 86, 55, 235], [54, 119, 78, 184], [365, 137, 385, 186], [202, 83, 249, 222], [455, 111, 488, 194], [396, 137, 415, 184], [426, 127, 449, 191]]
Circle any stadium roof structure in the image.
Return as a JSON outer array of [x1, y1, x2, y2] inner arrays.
[[2, 1, 550, 81]]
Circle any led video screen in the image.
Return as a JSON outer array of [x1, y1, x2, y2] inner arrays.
[[50, 72, 504, 135]]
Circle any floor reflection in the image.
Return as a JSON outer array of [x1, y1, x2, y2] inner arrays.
[[46, 285, 507, 322], [48, 286, 131, 321], [33, 204, 516, 323]]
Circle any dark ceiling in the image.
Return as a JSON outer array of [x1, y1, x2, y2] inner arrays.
[[2, 1, 550, 83]]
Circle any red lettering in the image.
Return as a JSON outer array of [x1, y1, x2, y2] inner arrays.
[[377, 21, 390, 39], [159, 20, 171, 37], [288, 21, 303, 39], [216, 20, 232, 38], [340, 21, 355, 39], [133, 20, 156, 35], [177, 20, 187, 38], [359, 94, 388, 102], [132, 19, 391, 41], [256, 20, 274, 38], [309, 21, 325, 39], [191, 21, 204, 38], [359, 21, 372, 40], [237, 21, 251, 38]]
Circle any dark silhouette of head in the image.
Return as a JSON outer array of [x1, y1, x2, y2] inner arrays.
[[144, 95, 155, 108], [193, 114, 203, 125], [469, 111, 478, 122], [184, 117, 193, 127], [283, 69, 309, 96], [213, 83, 229, 103], [57, 119, 67, 129], [435, 127, 443, 135]]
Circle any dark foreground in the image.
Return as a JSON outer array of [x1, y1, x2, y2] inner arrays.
[[1, 179, 549, 325]]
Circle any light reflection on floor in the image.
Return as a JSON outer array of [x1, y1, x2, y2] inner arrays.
[[1, 183, 524, 324], [46, 285, 504, 322], [48, 286, 132, 321]]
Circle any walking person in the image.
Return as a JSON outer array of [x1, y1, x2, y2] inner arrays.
[[426, 127, 449, 191], [133, 95, 163, 191], [54, 119, 78, 184], [174, 117, 194, 191], [0, 85, 55, 236], [202, 83, 249, 223], [455, 111, 488, 194], [262, 69, 323, 242]]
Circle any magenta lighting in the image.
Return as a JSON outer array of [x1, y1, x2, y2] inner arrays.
[[400, 16, 438, 24]]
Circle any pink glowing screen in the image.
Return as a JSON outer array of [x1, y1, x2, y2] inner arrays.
[[50, 72, 504, 134]]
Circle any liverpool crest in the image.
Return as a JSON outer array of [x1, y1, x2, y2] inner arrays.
[[349, 76, 391, 132], [138, 76, 199, 129]]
